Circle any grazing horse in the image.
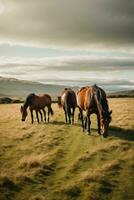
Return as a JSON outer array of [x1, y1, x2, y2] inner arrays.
[[77, 85, 112, 137], [20, 93, 53, 123], [58, 88, 77, 124]]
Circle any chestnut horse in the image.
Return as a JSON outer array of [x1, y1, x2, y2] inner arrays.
[[58, 88, 77, 124], [77, 85, 112, 137], [21, 93, 53, 123]]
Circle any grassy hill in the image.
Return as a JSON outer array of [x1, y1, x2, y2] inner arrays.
[[0, 76, 72, 98], [0, 76, 134, 100], [108, 90, 134, 98], [0, 98, 134, 200]]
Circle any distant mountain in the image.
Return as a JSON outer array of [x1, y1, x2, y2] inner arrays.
[[0, 76, 77, 98], [108, 90, 134, 98], [0, 76, 134, 99]]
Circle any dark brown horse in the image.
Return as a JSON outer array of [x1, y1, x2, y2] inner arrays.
[[21, 93, 53, 123], [77, 85, 112, 137], [58, 88, 77, 124]]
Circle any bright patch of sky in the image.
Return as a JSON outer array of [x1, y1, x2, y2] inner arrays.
[[0, 44, 134, 92], [0, 43, 134, 58], [0, 0, 134, 92]]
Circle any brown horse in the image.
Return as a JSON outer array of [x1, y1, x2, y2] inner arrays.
[[58, 88, 77, 124], [77, 85, 112, 137], [21, 93, 53, 123]]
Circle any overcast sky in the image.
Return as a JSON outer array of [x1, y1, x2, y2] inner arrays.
[[0, 0, 134, 91]]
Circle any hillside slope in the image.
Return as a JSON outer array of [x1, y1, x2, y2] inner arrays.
[[0, 76, 134, 99], [1, 76, 134, 99], [0, 98, 134, 200], [0, 76, 69, 98], [108, 90, 134, 98]]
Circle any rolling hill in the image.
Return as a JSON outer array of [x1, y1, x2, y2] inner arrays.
[[0, 76, 73, 98], [0, 76, 134, 100]]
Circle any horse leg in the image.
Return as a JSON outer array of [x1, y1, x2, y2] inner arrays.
[[87, 114, 91, 134], [84, 116, 87, 130], [68, 108, 71, 124], [47, 107, 50, 123], [64, 108, 68, 123], [42, 108, 46, 123], [68, 113, 71, 124], [36, 110, 39, 123], [79, 109, 84, 131], [72, 108, 75, 125], [39, 110, 43, 122], [30, 109, 34, 124], [97, 114, 101, 135]]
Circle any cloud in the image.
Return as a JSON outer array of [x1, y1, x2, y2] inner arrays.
[[0, 55, 134, 90], [0, 0, 134, 48], [0, 55, 134, 70]]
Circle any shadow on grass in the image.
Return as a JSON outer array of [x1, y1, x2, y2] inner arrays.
[[50, 120, 81, 127], [49, 121, 134, 141], [109, 126, 134, 141], [80, 126, 134, 141], [49, 121, 65, 125], [0, 177, 20, 192]]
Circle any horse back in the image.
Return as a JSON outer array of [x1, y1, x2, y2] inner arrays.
[[61, 89, 77, 108], [76, 87, 87, 109], [68, 90, 77, 108], [31, 94, 52, 109], [77, 86, 95, 111], [77, 86, 89, 95]]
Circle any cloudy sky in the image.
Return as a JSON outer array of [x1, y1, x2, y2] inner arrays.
[[0, 0, 134, 91]]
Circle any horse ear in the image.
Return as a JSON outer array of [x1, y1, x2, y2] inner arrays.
[[109, 110, 112, 115]]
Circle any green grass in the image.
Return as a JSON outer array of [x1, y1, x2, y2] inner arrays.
[[0, 98, 134, 200]]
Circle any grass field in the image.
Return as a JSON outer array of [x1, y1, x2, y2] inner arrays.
[[0, 98, 134, 200]]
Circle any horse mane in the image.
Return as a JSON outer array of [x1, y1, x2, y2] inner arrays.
[[23, 93, 35, 109], [64, 91, 72, 116], [93, 85, 109, 114]]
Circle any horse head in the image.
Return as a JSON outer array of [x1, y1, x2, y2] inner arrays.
[[101, 110, 112, 137], [20, 105, 28, 121]]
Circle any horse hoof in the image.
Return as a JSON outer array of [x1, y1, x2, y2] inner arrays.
[[103, 134, 108, 138]]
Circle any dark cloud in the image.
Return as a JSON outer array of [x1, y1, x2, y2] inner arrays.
[[0, 0, 134, 48]]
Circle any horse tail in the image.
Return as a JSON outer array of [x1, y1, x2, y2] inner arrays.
[[65, 92, 71, 117], [49, 106, 54, 115], [57, 96, 62, 108]]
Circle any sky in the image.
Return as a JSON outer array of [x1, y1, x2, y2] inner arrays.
[[0, 0, 134, 91]]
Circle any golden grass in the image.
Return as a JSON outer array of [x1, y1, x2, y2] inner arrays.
[[18, 154, 46, 169], [0, 98, 134, 200], [109, 98, 134, 130]]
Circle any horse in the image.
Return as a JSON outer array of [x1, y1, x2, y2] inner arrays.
[[77, 85, 112, 137], [20, 93, 54, 124], [58, 88, 77, 124]]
